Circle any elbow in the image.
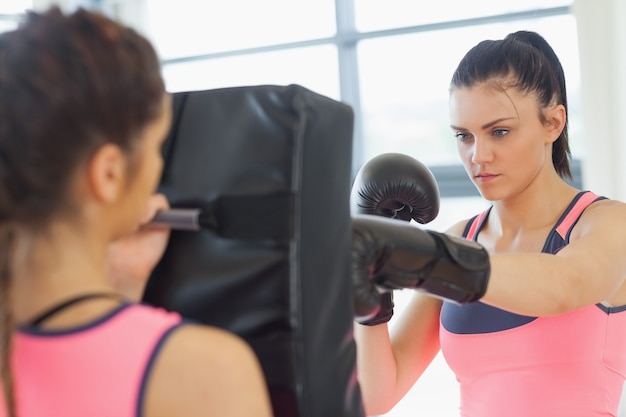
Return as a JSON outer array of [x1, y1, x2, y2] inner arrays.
[[547, 257, 618, 315], [362, 398, 395, 416], [548, 281, 590, 315], [550, 294, 580, 315], [540, 260, 595, 315], [359, 383, 397, 416]]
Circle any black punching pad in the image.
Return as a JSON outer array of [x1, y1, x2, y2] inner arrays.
[[142, 84, 365, 417]]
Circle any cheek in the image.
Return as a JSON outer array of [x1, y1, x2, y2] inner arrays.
[[153, 153, 164, 179], [456, 142, 473, 165], [512, 133, 544, 161], [146, 154, 164, 190]]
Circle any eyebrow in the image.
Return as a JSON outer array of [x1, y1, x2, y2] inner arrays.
[[450, 117, 517, 131]]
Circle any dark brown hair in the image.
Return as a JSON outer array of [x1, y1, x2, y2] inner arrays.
[[450, 30, 571, 180], [0, 7, 165, 415]]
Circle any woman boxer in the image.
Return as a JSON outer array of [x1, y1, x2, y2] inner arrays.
[[353, 30, 626, 417], [0, 7, 272, 417]]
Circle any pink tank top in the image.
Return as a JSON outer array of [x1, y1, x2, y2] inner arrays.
[[0, 303, 183, 417], [440, 191, 626, 417]]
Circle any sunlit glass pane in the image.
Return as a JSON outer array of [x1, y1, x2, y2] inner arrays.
[[354, 0, 573, 32], [162, 44, 340, 100], [146, 0, 336, 60], [0, 0, 31, 14], [0, 19, 18, 33], [0, 0, 31, 34]]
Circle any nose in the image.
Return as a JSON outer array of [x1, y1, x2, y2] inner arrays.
[[471, 136, 494, 165]]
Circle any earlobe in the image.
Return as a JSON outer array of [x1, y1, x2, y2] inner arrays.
[[87, 143, 127, 203]]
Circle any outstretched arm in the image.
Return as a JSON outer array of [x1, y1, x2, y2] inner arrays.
[[483, 200, 626, 316]]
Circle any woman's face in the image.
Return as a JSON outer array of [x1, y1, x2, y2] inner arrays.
[[449, 83, 556, 202]]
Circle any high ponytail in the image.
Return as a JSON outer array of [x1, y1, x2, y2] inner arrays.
[[505, 31, 571, 180]]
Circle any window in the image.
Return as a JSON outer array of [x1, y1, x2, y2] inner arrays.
[[147, 1, 581, 203]]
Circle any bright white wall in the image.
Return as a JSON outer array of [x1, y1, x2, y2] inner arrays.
[[571, 2, 626, 412], [574, 0, 626, 201]]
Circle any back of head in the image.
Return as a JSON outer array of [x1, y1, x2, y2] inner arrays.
[[450, 30, 571, 179], [0, 6, 166, 228]]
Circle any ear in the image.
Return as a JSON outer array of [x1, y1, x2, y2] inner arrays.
[[544, 104, 566, 144], [87, 143, 128, 203]]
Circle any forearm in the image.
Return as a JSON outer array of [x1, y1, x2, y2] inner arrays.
[[354, 323, 399, 415], [354, 294, 441, 416], [482, 252, 609, 316]]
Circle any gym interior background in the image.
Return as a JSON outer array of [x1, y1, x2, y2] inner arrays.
[[2, 0, 625, 415]]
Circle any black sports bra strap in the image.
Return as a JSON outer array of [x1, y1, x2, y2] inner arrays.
[[28, 292, 120, 327], [463, 207, 492, 241], [462, 214, 479, 238]]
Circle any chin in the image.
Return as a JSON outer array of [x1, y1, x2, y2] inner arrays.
[[473, 184, 503, 202]]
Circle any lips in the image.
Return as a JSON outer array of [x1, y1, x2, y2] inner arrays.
[[474, 172, 499, 182]]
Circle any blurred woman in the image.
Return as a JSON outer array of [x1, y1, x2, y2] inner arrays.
[[0, 7, 272, 417]]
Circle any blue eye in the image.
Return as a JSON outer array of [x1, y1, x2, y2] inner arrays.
[[493, 129, 509, 137], [455, 132, 472, 141]]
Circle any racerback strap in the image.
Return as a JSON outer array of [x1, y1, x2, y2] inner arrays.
[[463, 191, 605, 243], [555, 191, 603, 240]]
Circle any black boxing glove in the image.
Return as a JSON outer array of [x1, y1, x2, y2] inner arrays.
[[351, 153, 440, 325], [350, 152, 440, 223], [352, 214, 490, 322]]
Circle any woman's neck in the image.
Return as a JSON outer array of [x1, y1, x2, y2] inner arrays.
[[490, 176, 579, 235], [11, 222, 117, 326]]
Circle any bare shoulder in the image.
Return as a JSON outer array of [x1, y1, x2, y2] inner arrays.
[[445, 217, 472, 237], [143, 324, 272, 417], [565, 198, 626, 305], [573, 198, 626, 239]]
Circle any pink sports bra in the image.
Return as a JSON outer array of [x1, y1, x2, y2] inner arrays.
[[440, 191, 626, 417], [0, 303, 183, 417]]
